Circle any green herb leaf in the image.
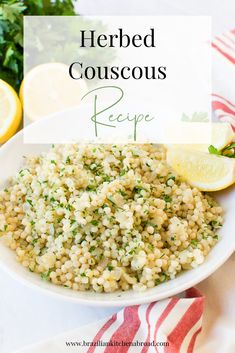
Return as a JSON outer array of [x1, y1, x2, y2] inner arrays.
[[66, 156, 71, 164], [86, 185, 96, 192], [107, 195, 116, 205], [0, 0, 78, 91], [27, 199, 33, 206], [208, 145, 221, 155], [91, 220, 99, 226], [119, 170, 126, 176], [117, 189, 127, 197], [221, 142, 235, 158], [41, 269, 52, 281], [163, 195, 172, 203], [190, 239, 199, 247]]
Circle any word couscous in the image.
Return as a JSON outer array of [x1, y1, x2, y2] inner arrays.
[[0, 144, 223, 292]]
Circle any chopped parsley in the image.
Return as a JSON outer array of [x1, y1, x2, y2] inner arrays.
[[91, 220, 99, 226], [117, 189, 127, 197], [163, 195, 172, 203], [120, 169, 126, 176], [86, 185, 96, 192], [41, 269, 52, 281], [66, 156, 71, 164], [190, 239, 199, 247], [103, 175, 111, 182], [27, 199, 33, 207], [31, 238, 38, 245], [107, 195, 116, 205], [209, 220, 222, 228], [209, 143, 235, 158], [72, 229, 77, 236], [133, 186, 145, 194]]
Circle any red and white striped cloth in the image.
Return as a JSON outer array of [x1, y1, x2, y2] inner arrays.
[[212, 29, 235, 129], [16, 288, 204, 353], [16, 29, 235, 353], [85, 289, 203, 353]]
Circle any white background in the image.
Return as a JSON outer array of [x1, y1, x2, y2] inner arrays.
[[0, 1, 234, 352], [76, 0, 235, 35]]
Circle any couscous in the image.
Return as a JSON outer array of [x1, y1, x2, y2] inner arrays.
[[0, 144, 223, 292]]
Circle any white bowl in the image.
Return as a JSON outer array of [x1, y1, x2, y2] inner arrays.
[[0, 118, 234, 306]]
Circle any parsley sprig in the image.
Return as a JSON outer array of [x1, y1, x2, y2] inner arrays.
[[0, 0, 78, 91], [208, 142, 235, 158]]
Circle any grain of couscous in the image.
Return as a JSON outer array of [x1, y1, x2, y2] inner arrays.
[[0, 144, 223, 292]]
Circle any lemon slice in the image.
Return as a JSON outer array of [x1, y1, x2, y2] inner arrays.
[[0, 79, 22, 144], [167, 148, 235, 191], [20, 63, 88, 121], [169, 122, 235, 153]]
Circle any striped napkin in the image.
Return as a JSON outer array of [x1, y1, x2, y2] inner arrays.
[[15, 29, 235, 353], [16, 288, 204, 353], [212, 28, 235, 128]]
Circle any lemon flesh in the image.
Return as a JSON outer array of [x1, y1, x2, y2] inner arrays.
[[0, 79, 22, 144], [167, 148, 235, 191], [20, 63, 88, 121]]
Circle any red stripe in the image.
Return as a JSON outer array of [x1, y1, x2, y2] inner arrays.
[[212, 94, 235, 109], [87, 313, 117, 353], [154, 298, 180, 353], [185, 288, 203, 299], [103, 305, 141, 353], [164, 298, 204, 353], [141, 302, 156, 353], [219, 115, 235, 130], [219, 114, 235, 119], [215, 37, 235, 52], [212, 42, 235, 64], [187, 328, 202, 353], [224, 33, 235, 46], [212, 101, 235, 116]]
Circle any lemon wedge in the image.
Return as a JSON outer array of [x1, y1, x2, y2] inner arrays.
[[0, 79, 22, 144], [169, 122, 235, 153], [167, 148, 235, 191], [20, 63, 88, 121]]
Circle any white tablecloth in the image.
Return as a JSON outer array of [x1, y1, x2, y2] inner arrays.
[[0, 253, 234, 353]]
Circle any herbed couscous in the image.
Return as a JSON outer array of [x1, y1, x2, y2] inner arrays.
[[0, 144, 223, 292]]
